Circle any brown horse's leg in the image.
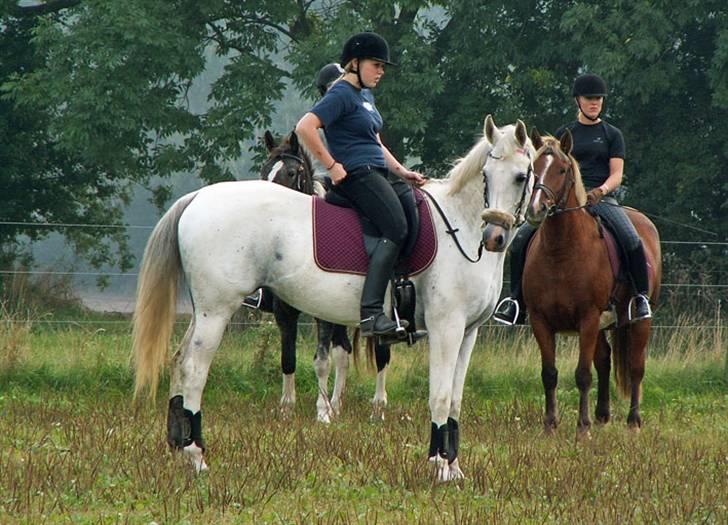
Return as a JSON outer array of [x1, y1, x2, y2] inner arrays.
[[531, 317, 559, 433], [627, 322, 650, 429], [576, 315, 601, 437], [594, 330, 612, 424]]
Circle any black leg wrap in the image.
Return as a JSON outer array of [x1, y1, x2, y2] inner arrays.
[[428, 422, 450, 461], [167, 395, 205, 451], [447, 417, 459, 464]]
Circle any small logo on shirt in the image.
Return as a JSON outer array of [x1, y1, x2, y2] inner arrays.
[[362, 101, 375, 112], [593, 137, 604, 143]]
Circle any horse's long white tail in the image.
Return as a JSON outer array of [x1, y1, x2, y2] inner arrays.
[[133, 193, 198, 399]]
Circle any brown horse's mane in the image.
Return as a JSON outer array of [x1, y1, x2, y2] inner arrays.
[[537, 136, 587, 206]]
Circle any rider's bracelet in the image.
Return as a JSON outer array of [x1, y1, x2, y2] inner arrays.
[[326, 160, 337, 170]]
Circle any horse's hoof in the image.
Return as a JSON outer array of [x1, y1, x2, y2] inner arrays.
[[543, 418, 559, 435], [627, 421, 641, 434], [595, 412, 610, 425], [447, 459, 465, 481], [183, 443, 208, 473], [575, 428, 592, 442], [370, 400, 386, 422], [429, 455, 450, 483], [317, 411, 332, 424], [279, 402, 295, 419]]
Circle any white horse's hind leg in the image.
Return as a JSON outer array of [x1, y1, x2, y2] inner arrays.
[[168, 312, 230, 473], [329, 345, 349, 416], [314, 348, 332, 423], [280, 373, 296, 417], [371, 367, 388, 421]]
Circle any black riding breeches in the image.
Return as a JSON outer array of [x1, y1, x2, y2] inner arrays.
[[591, 196, 641, 253], [334, 165, 408, 247], [386, 171, 419, 258]]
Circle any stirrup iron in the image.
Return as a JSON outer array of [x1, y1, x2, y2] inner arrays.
[[493, 297, 520, 326], [242, 288, 263, 309], [628, 294, 652, 322]]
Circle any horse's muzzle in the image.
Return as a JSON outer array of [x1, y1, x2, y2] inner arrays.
[[526, 202, 548, 227], [481, 209, 515, 252]]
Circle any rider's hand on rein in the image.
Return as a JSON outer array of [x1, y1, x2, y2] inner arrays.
[[586, 186, 605, 206]]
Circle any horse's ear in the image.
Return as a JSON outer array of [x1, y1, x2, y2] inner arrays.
[[264, 130, 277, 152], [484, 114, 500, 143], [560, 128, 573, 156], [288, 130, 300, 153], [515, 120, 527, 147], [530, 127, 543, 150]]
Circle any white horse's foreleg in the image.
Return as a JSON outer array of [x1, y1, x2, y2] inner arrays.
[[280, 373, 296, 417], [426, 315, 466, 482], [442, 326, 479, 481], [329, 345, 349, 417], [168, 312, 229, 473], [314, 347, 332, 423]]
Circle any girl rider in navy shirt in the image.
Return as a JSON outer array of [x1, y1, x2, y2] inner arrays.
[[296, 32, 426, 339]]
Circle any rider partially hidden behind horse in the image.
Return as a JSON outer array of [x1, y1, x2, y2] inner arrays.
[[296, 32, 426, 339], [494, 73, 652, 325]]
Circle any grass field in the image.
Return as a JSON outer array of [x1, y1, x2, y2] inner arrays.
[[1, 312, 726, 524]]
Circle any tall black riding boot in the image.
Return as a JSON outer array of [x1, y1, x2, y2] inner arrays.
[[360, 238, 407, 337], [627, 244, 652, 321]]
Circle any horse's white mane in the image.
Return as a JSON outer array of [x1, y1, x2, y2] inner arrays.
[[444, 135, 492, 195]]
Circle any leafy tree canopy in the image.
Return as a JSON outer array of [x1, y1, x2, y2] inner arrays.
[[1, 0, 725, 282]]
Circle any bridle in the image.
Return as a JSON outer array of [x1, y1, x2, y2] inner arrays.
[[484, 149, 534, 227], [423, 147, 534, 264], [532, 149, 583, 216], [266, 152, 314, 195]]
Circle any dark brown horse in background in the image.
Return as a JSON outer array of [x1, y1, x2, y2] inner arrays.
[[524, 130, 661, 436], [257, 131, 391, 422]]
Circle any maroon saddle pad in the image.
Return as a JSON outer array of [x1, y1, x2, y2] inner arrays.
[[312, 189, 438, 276]]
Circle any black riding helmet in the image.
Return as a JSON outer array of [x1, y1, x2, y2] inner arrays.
[[316, 63, 344, 96], [573, 73, 607, 97], [340, 31, 397, 67], [573, 73, 607, 121]]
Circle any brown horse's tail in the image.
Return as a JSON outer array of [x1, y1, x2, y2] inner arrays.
[[132, 192, 197, 399], [611, 327, 632, 398]]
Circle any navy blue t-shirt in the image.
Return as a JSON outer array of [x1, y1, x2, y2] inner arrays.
[[310, 81, 386, 172], [555, 121, 625, 189]]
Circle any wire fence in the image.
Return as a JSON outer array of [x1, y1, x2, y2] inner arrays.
[[1, 221, 725, 331]]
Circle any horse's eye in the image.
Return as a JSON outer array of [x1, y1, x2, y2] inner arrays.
[[515, 173, 527, 183], [560, 168, 566, 175]]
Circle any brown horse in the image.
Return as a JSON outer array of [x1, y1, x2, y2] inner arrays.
[[523, 130, 662, 436]]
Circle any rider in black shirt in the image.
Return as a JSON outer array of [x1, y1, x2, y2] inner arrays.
[[493, 73, 653, 325]]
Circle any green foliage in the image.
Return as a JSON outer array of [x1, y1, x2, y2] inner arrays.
[[1, 0, 725, 284]]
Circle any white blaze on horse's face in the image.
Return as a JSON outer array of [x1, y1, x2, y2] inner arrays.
[[481, 144, 533, 253], [266, 161, 284, 182], [527, 153, 554, 225]]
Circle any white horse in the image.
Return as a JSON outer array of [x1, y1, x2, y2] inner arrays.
[[133, 115, 535, 481]]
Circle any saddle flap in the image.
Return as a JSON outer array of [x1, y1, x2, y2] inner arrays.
[[312, 189, 437, 276]]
